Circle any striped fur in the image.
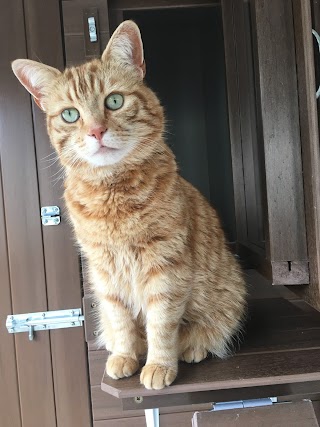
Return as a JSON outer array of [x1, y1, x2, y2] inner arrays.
[[12, 21, 246, 390]]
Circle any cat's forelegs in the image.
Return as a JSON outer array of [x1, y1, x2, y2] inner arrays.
[[102, 296, 140, 379], [140, 291, 185, 390]]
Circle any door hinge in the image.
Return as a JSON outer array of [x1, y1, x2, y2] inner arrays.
[[41, 205, 60, 226], [213, 397, 277, 411], [6, 308, 84, 341]]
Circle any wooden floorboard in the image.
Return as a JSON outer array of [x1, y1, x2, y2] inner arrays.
[[100, 296, 320, 398], [102, 347, 320, 398]]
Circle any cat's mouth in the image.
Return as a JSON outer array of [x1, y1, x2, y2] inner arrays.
[[95, 146, 120, 155]]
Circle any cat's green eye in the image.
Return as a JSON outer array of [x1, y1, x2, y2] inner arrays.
[[105, 93, 124, 111], [61, 108, 80, 123]]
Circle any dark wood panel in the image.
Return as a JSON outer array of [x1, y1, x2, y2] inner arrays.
[[0, 1, 56, 426], [62, 0, 110, 66], [0, 164, 21, 426], [192, 401, 319, 427], [253, 0, 308, 282], [221, 0, 248, 244], [233, 0, 264, 248], [63, 1, 109, 33], [292, 0, 320, 308], [94, 411, 198, 427], [23, 1, 92, 426]]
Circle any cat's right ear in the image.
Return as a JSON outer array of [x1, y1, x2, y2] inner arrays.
[[101, 21, 145, 79], [12, 59, 61, 111]]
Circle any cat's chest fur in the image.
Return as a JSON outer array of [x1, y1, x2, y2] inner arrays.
[[65, 169, 156, 242], [64, 164, 180, 300]]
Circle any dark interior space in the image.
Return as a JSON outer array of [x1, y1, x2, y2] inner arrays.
[[125, 7, 236, 241]]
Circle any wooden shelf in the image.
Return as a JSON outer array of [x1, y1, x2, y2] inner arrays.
[[101, 296, 320, 399]]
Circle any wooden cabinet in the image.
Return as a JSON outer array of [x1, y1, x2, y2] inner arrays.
[[2, 0, 320, 426]]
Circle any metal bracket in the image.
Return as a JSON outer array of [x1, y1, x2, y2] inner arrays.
[[41, 205, 60, 226], [213, 397, 277, 411], [6, 308, 84, 341], [88, 16, 98, 42]]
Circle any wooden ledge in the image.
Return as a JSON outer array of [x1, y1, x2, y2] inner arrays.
[[101, 297, 320, 399]]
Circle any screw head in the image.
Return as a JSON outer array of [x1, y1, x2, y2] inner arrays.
[[9, 328, 14, 333], [43, 219, 48, 224], [42, 313, 46, 318], [71, 322, 75, 326], [54, 207, 59, 213], [93, 331, 98, 336], [134, 396, 143, 404], [43, 208, 47, 214], [43, 325, 46, 329], [54, 218, 59, 224], [91, 303, 96, 308]]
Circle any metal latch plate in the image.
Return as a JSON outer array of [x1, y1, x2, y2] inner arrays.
[[6, 308, 84, 340], [88, 17, 98, 42]]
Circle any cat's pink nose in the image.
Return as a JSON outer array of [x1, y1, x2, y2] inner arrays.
[[88, 126, 107, 141]]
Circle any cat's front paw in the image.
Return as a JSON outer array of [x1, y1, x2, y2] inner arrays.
[[106, 354, 139, 379], [140, 364, 177, 389]]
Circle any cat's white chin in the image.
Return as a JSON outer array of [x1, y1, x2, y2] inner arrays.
[[86, 146, 129, 167]]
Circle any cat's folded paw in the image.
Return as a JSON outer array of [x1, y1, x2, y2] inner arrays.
[[106, 354, 139, 379], [180, 347, 208, 363], [140, 364, 177, 389]]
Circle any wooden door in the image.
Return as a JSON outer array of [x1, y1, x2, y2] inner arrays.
[[0, 1, 91, 426]]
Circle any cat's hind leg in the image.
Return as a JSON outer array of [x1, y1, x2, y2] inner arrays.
[[178, 321, 233, 363]]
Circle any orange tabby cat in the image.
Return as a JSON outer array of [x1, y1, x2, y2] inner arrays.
[[12, 21, 246, 390]]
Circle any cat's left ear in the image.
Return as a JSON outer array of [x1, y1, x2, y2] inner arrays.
[[12, 59, 61, 111], [102, 20, 146, 79]]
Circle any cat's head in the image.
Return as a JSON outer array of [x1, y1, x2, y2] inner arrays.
[[12, 21, 164, 172]]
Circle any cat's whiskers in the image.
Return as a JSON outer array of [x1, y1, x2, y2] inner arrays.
[[50, 165, 65, 178], [41, 157, 60, 169], [41, 151, 58, 161]]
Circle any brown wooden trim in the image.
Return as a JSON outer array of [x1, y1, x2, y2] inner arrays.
[[109, 0, 218, 10], [221, 0, 248, 243], [292, 0, 320, 307], [121, 381, 320, 410], [23, 1, 93, 426], [0, 162, 21, 426]]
